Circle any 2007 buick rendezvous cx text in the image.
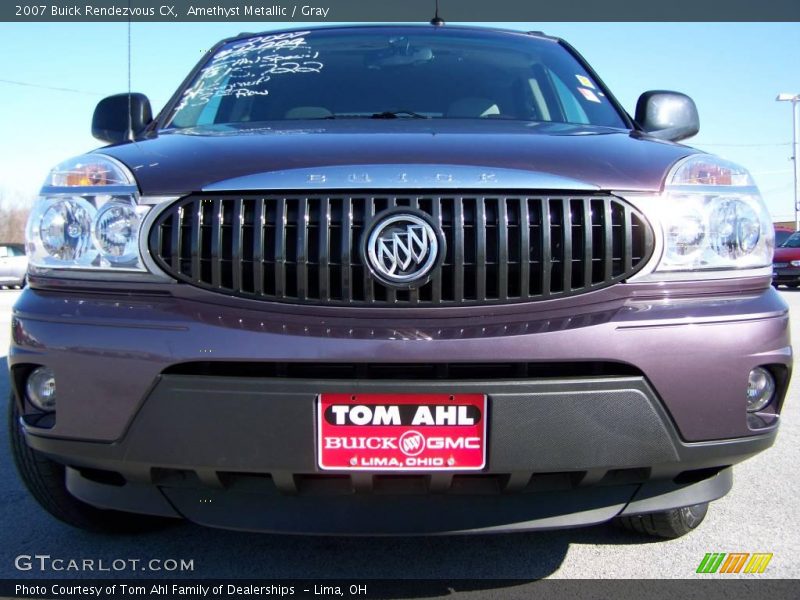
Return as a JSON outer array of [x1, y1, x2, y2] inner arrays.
[[8, 24, 791, 538]]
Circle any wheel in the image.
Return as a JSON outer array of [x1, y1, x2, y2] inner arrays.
[[8, 396, 172, 534], [614, 503, 709, 539]]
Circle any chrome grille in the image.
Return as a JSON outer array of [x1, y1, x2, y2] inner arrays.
[[148, 192, 654, 306]]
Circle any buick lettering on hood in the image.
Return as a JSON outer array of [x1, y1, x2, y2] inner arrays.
[[8, 24, 790, 538]]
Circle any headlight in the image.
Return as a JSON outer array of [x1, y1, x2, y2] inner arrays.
[[39, 197, 97, 263], [93, 199, 141, 263], [655, 155, 773, 274], [27, 154, 151, 272]]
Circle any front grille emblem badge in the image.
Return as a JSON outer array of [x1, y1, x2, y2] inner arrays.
[[364, 210, 445, 289]]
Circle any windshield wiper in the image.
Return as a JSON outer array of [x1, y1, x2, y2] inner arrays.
[[296, 111, 431, 120], [371, 110, 430, 119]]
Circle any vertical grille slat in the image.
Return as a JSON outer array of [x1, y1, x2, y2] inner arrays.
[[341, 197, 353, 302], [210, 199, 222, 288], [151, 192, 653, 306], [231, 198, 243, 292], [296, 198, 309, 300], [252, 199, 265, 295], [274, 198, 287, 298], [364, 198, 376, 303], [519, 199, 530, 300], [319, 198, 331, 301], [582, 198, 593, 289], [623, 205, 633, 274], [562, 198, 573, 294], [453, 198, 465, 303], [170, 206, 182, 273], [498, 198, 509, 300], [189, 198, 202, 280], [408, 196, 422, 305], [476, 198, 487, 301], [603, 198, 613, 283], [431, 199, 443, 303], [540, 199, 552, 297]]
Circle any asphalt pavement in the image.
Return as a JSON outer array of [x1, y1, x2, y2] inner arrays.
[[0, 287, 798, 583]]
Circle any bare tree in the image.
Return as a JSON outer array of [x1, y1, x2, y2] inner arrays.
[[0, 187, 33, 244]]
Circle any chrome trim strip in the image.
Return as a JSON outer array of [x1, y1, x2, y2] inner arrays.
[[203, 164, 599, 192], [667, 184, 760, 195], [139, 195, 182, 206], [138, 199, 178, 281], [613, 193, 663, 282], [40, 185, 139, 195]]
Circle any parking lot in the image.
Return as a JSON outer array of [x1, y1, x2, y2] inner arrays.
[[0, 286, 797, 582]]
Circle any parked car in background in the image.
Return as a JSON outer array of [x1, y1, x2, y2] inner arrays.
[[773, 231, 800, 288], [774, 226, 795, 248], [0, 243, 26, 288]]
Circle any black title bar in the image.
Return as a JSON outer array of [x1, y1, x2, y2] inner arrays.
[[3, 579, 800, 600], [3, 0, 800, 22]]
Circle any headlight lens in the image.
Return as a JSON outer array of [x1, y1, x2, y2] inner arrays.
[[665, 206, 705, 260], [92, 199, 141, 263], [39, 197, 97, 263], [656, 155, 773, 273], [47, 155, 134, 187], [27, 155, 151, 272], [707, 197, 761, 259]]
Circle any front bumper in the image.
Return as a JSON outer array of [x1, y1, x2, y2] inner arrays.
[[8, 284, 791, 533], [24, 374, 766, 534]]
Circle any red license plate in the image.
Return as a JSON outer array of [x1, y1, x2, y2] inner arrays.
[[317, 393, 487, 471]]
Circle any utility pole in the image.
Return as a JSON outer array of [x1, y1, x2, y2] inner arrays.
[[776, 93, 800, 231]]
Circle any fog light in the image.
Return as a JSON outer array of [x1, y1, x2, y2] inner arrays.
[[746, 367, 775, 413], [26, 367, 56, 411]]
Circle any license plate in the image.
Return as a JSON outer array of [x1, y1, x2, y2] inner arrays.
[[317, 393, 487, 471]]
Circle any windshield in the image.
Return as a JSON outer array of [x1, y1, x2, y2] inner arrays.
[[780, 232, 800, 248], [167, 28, 628, 129]]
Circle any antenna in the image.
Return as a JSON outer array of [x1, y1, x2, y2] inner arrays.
[[430, 0, 445, 26], [126, 11, 133, 141]]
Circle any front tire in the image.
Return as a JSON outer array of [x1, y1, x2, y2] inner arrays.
[[615, 503, 709, 539], [8, 396, 171, 534]]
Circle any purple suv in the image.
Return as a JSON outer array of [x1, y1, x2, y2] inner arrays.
[[9, 25, 791, 538]]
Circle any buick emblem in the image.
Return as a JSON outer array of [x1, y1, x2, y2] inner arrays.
[[364, 210, 444, 289], [399, 431, 426, 457]]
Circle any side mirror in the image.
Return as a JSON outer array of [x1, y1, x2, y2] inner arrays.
[[92, 93, 153, 144], [635, 91, 699, 142]]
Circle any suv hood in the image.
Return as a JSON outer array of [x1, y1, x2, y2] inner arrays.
[[98, 121, 700, 195]]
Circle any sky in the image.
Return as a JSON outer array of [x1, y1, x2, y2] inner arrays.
[[0, 21, 799, 221]]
